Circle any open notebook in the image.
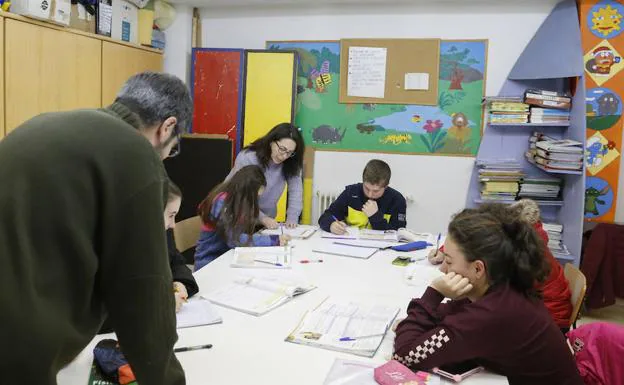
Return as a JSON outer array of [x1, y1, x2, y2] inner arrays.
[[286, 298, 399, 357], [322, 227, 434, 243], [206, 271, 316, 316], [260, 224, 318, 239], [176, 297, 222, 329], [230, 246, 292, 269]]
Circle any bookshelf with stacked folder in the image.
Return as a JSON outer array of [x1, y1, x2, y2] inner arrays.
[[466, 0, 585, 266]]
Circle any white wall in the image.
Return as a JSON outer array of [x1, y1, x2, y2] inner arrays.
[[164, 4, 193, 83], [197, 1, 571, 232]]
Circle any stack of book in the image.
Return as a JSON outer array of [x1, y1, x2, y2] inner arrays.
[[524, 89, 572, 110], [529, 107, 570, 124], [526, 132, 583, 172], [477, 160, 524, 202], [518, 176, 563, 202], [485, 96, 530, 124], [542, 222, 570, 258]]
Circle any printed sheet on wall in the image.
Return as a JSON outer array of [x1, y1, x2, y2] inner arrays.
[[266, 40, 488, 156], [580, 0, 624, 223]]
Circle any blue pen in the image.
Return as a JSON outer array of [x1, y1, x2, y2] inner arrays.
[[339, 333, 385, 342], [436, 233, 441, 250]]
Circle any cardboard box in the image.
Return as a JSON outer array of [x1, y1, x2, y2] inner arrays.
[[70, 3, 96, 34], [11, 0, 71, 26], [96, 0, 112, 36], [111, 0, 138, 44]]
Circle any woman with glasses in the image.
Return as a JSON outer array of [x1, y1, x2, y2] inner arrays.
[[225, 122, 305, 229]]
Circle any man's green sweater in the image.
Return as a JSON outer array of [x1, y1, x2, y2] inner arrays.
[[0, 104, 185, 384]]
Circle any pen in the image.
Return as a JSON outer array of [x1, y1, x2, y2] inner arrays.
[[435, 233, 441, 250], [174, 344, 213, 353], [300, 259, 323, 263], [254, 259, 283, 267], [281, 224, 284, 236], [339, 333, 385, 342]]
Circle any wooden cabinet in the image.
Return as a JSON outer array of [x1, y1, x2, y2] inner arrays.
[[4, 19, 102, 133], [102, 41, 164, 106], [0, 13, 163, 136]]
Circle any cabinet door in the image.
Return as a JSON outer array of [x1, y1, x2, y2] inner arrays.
[[101, 41, 163, 106], [4, 19, 102, 133]]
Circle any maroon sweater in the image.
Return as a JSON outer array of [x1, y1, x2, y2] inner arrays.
[[393, 285, 583, 385]]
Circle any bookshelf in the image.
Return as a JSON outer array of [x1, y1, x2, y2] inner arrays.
[[489, 122, 570, 127], [466, 0, 585, 267]]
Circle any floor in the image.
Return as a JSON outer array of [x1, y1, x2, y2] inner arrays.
[[577, 298, 624, 326]]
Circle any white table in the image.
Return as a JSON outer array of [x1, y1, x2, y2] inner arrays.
[[58, 233, 508, 385]]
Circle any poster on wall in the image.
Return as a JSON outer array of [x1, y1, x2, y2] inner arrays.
[[581, 0, 624, 223], [266, 39, 488, 156]]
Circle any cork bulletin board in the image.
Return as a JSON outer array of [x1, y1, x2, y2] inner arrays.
[[339, 38, 440, 105]]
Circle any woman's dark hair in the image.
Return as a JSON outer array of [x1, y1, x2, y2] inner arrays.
[[167, 179, 182, 202], [447, 205, 550, 299], [246, 122, 304, 179], [198, 165, 266, 245]]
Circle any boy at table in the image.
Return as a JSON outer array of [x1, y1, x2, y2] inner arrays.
[[318, 159, 407, 234]]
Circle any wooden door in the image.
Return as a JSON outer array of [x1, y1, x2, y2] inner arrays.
[[4, 19, 102, 133], [101, 41, 163, 106]]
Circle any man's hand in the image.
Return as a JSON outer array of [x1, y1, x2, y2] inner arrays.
[[430, 272, 473, 300], [362, 200, 379, 217], [173, 281, 188, 313], [261, 216, 279, 230]]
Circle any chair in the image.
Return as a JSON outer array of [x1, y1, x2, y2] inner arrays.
[[564, 263, 587, 329], [173, 216, 202, 266]]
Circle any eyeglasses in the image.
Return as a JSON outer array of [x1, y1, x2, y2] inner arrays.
[[275, 142, 296, 158], [168, 126, 182, 158]]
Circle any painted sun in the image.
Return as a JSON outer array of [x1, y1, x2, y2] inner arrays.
[[592, 4, 623, 37]]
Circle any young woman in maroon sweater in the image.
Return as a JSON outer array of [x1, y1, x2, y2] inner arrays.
[[393, 207, 582, 385]]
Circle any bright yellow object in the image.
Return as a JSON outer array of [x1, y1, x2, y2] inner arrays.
[[243, 51, 296, 222]]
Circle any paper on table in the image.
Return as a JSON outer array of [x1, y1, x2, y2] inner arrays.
[[323, 359, 377, 385], [347, 46, 387, 98], [260, 225, 317, 239], [176, 297, 222, 329], [231, 246, 292, 269], [313, 243, 379, 259], [321, 226, 359, 239]]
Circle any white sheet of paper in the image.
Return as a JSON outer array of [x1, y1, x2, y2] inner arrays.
[[176, 297, 222, 328], [347, 46, 387, 98], [404, 72, 430, 90]]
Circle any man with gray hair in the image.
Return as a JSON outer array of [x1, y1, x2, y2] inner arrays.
[[0, 72, 191, 384]]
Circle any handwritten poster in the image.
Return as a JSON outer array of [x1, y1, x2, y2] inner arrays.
[[347, 46, 387, 98]]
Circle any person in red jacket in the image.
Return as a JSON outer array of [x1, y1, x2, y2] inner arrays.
[[510, 199, 572, 333], [394, 206, 583, 385], [428, 200, 573, 332]]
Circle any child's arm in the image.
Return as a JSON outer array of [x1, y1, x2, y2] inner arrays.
[[166, 229, 199, 297], [318, 189, 350, 232]]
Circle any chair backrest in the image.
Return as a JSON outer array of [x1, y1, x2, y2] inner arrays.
[[564, 263, 587, 328], [173, 216, 202, 253]]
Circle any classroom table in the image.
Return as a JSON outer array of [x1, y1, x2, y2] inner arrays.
[[57, 232, 509, 385]]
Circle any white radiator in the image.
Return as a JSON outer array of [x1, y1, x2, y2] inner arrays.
[[315, 190, 340, 219]]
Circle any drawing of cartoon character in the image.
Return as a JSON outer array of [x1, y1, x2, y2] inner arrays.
[[586, 141, 609, 167], [586, 46, 621, 75], [597, 92, 620, 115], [585, 186, 610, 215]]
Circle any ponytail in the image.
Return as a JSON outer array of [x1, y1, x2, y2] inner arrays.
[[448, 206, 550, 299]]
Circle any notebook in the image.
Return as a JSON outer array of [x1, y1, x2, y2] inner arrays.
[[206, 271, 316, 316], [323, 359, 377, 385], [405, 263, 444, 286], [312, 243, 379, 259], [260, 224, 317, 239], [286, 298, 399, 357], [230, 246, 292, 269], [176, 297, 222, 329], [321, 226, 359, 239]]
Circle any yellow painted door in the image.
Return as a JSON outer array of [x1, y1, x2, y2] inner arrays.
[[101, 41, 163, 106], [243, 51, 296, 222], [4, 19, 102, 133]]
